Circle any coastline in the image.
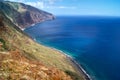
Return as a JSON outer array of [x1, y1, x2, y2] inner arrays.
[[37, 41, 92, 80], [67, 54, 92, 80], [24, 23, 92, 80], [51, 47, 92, 80]]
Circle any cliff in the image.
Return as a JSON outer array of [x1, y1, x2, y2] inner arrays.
[[0, 1, 54, 29], [0, 1, 86, 80], [0, 13, 73, 80]]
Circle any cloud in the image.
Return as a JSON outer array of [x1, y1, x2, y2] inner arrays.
[[26, 1, 44, 9], [6, 0, 76, 10], [45, 6, 76, 9], [25, 0, 64, 9], [47, 0, 56, 5], [42, 0, 62, 5], [58, 6, 76, 9], [6, 0, 25, 2]]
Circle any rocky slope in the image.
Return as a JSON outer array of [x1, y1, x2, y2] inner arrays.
[[0, 1, 86, 80], [0, 1, 54, 29]]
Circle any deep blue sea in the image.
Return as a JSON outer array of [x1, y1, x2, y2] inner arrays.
[[24, 16, 120, 80]]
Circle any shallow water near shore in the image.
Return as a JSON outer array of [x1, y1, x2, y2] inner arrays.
[[24, 16, 120, 80]]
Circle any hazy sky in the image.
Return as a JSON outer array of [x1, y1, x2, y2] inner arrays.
[[6, 0, 120, 16]]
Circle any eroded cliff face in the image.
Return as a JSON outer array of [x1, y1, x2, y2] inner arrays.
[[0, 1, 54, 29]]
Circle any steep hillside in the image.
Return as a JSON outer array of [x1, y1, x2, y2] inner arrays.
[[0, 13, 73, 80], [0, 1, 54, 29], [0, 1, 87, 80], [0, 50, 72, 80]]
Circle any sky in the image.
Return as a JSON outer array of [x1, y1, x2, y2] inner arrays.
[[3, 0, 120, 16]]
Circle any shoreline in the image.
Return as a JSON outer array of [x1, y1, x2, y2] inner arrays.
[[52, 48, 92, 80], [67, 55, 92, 80], [38, 42, 92, 80], [24, 27, 92, 80]]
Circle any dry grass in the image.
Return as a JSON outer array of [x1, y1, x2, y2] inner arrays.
[[0, 15, 86, 80], [0, 50, 72, 80]]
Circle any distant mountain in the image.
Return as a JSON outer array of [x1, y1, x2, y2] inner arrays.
[[0, 1, 54, 29]]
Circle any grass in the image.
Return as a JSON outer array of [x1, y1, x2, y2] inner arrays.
[[0, 50, 72, 80], [7, 2, 27, 13], [0, 5, 86, 79], [0, 38, 7, 50], [0, 22, 85, 80]]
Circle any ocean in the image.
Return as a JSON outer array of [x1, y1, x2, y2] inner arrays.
[[24, 16, 120, 80]]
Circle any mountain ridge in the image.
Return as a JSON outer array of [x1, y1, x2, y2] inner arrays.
[[0, 1, 54, 30]]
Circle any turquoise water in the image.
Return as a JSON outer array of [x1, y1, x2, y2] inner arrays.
[[24, 16, 120, 80]]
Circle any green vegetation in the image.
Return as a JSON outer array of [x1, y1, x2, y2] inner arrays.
[[0, 16, 85, 80], [65, 70, 81, 80], [0, 21, 84, 79], [0, 1, 87, 80], [7, 2, 26, 13], [0, 38, 7, 50]]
